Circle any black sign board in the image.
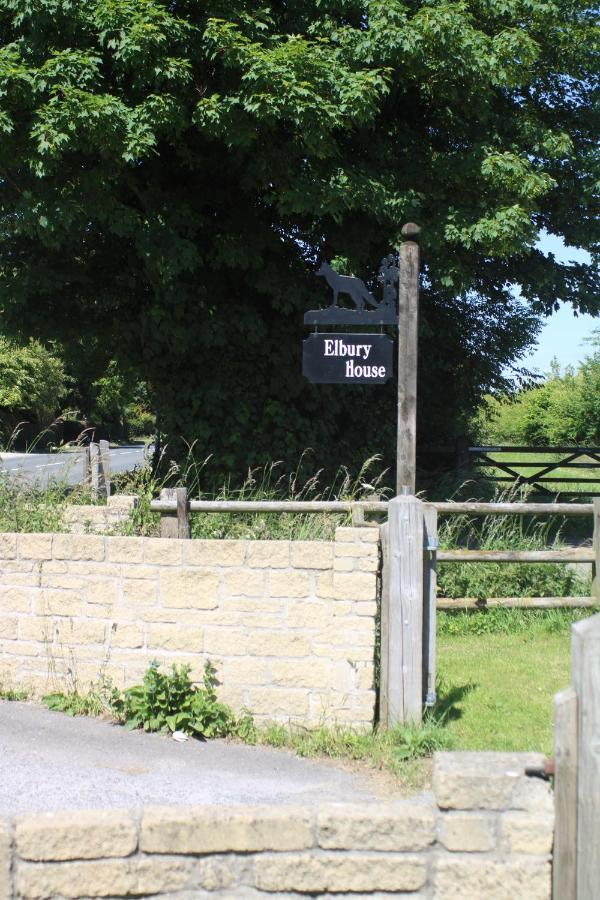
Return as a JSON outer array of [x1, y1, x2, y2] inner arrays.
[[303, 334, 394, 384]]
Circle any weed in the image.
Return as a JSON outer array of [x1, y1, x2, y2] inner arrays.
[[254, 714, 452, 774], [43, 690, 109, 717], [116, 660, 241, 738], [0, 684, 29, 701]]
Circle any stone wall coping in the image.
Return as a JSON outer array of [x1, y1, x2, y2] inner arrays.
[[0, 754, 554, 899]]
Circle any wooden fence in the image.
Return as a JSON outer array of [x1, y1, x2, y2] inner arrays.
[[469, 444, 600, 497], [553, 612, 600, 899]]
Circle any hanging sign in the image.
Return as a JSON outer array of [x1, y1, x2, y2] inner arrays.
[[302, 333, 394, 384]]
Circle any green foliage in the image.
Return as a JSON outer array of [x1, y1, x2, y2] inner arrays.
[[0, 338, 66, 438], [477, 332, 600, 446], [42, 688, 112, 718], [257, 716, 452, 774], [0, 1, 596, 474], [116, 452, 390, 541], [437, 606, 597, 637], [437, 510, 592, 601], [0, 683, 29, 701], [0, 474, 67, 532], [117, 660, 240, 738]]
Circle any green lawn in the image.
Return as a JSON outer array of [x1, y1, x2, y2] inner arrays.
[[436, 629, 571, 754]]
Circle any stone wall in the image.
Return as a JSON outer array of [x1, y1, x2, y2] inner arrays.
[[0, 527, 378, 726], [0, 753, 553, 899], [63, 495, 136, 534]]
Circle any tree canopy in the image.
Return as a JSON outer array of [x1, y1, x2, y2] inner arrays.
[[0, 1, 597, 474], [477, 331, 600, 446]]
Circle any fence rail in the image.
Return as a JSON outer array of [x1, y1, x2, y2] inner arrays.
[[469, 445, 600, 497], [150, 492, 599, 615]]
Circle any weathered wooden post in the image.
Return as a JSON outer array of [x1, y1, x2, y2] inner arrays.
[[553, 686, 578, 900], [159, 487, 190, 539], [396, 223, 420, 495], [384, 494, 424, 725], [99, 439, 110, 498], [82, 445, 91, 490], [572, 613, 600, 898], [89, 442, 100, 502]]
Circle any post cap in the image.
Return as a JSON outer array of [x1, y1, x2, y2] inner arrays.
[[401, 223, 421, 239]]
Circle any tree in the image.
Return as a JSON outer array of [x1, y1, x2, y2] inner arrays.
[[0, 1, 597, 476], [477, 331, 600, 445], [0, 337, 66, 439]]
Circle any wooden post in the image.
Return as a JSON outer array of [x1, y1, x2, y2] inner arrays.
[[379, 521, 390, 726], [553, 687, 578, 900], [593, 498, 600, 603], [386, 495, 424, 725], [89, 442, 100, 502], [82, 446, 91, 490], [423, 505, 438, 707], [396, 223, 420, 495], [159, 487, 190, 539], [572, 613, 600, 898], [99, 439, 110, 499]]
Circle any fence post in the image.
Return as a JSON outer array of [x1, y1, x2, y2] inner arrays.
[[99, 439, 110, 499], [593, 498, 599, 603], [379, 521, 390, 726], [385, 494, 424, 725], [553, 686, 578, 900], [83, 445, 91, 491], [159, 487, 190, 539], [572, 613, 600, 898], [89, 442, 100, 502], [423, 505, 437, 707]]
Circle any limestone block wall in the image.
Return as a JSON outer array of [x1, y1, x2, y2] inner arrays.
[[63, 495, 136, 534], [0, 527, 378, 726], [0, 753, 553, 899]]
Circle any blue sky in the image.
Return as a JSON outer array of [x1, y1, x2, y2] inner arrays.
[[520, 232, 597, 376]]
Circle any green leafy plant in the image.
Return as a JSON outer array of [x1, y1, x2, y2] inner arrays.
[[42, 687, 113, 717], [118, 660, 239, 737], [0, 684, 29, 701]]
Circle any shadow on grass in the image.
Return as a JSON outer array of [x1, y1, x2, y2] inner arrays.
[[429, 681, 477, 725]]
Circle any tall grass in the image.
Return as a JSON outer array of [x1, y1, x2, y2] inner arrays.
[[437, 497, 592, 601], [115, 449, 391, 540]]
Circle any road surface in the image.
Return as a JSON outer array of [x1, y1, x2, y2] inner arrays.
[[0, 701, 390, 812], [0, 445, 147, 488]]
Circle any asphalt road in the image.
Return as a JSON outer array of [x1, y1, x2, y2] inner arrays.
[[0, 701, 385, 813], [0, 445, 147, 488]]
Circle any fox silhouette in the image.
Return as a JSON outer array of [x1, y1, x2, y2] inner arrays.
[[316, 262, 378, 310]]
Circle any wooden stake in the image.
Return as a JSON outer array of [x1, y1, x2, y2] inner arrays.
[[397, 223, 420, 495]]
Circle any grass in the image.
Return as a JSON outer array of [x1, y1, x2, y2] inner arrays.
[[115, 450, 391, 541], [0, 683, 29, 701], [436, 499, 593, 601], [435, 608, 597, 754], [483, 450, 600, 497]]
